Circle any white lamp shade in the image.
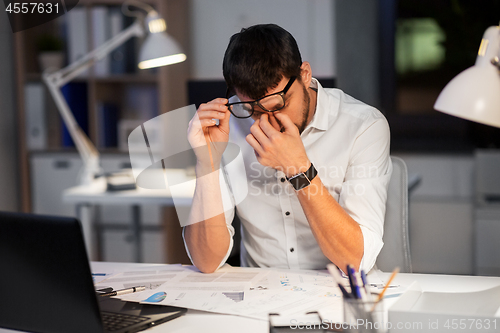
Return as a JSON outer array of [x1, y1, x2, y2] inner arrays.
[[434, 65, 500, 128], [138, 32, 186, 69]]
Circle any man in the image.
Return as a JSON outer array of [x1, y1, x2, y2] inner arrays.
[[185, 24, 392, 274]]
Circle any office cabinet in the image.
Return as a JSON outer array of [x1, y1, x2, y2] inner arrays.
[[31, 152, 82, 216]]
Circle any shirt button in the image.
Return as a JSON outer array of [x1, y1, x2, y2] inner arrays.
[[290, 247, 295, 253], [281, 177, 286, 183], [285, 211, 290, 216]]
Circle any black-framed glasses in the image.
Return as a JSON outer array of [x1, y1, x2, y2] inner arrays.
[[225, 76, 297, 119]]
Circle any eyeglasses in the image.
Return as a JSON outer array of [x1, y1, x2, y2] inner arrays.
[[225, 76, 297, 119]]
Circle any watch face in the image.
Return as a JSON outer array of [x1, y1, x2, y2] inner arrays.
[[291, 173, 311, 190], [287, 163, 317, 191]]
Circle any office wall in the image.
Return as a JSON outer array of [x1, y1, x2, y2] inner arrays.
[[190, 0, 336, 79], [0, 10, 19, 211]]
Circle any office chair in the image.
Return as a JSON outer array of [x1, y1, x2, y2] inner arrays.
[[376, 156, 413, 273], [474, 149, 500, 276]]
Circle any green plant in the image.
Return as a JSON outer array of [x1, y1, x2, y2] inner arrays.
[[37, 34, 64, 52]]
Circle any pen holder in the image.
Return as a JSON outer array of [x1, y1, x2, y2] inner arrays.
[[343, 299, 386, 333], [269, 312, 325, 332]]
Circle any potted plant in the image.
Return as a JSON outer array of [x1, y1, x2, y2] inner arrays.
[[37, 34, 65, 72]]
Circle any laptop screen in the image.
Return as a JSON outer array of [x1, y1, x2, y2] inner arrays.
[[0, 211, 103, 333]]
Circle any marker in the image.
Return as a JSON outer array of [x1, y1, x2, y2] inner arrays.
[[98, 286, 146, 297]]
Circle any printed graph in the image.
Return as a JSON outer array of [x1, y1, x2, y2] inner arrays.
[[222, 292, 244, 302]]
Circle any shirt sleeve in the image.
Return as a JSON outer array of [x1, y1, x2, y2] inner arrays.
[[338, 116, 392, 272]]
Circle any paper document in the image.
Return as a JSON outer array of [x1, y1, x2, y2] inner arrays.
[[120, 266, 345, 322], [94, 265, 400, 323], [94, 264, 191, 292]]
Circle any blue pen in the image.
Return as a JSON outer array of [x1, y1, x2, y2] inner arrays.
[[346, 265, 362, 299], [360, 270, 373, 300]]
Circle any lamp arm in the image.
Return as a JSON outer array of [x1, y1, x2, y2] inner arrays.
[[46, 20, 145, 86], [43, 77, 98, 162], [42, 20, 145, 184]]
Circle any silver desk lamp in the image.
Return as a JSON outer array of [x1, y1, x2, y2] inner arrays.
[[43, 0, 186, 185]]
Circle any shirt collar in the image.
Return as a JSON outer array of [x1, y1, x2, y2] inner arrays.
[[303, 78, 331, 132]]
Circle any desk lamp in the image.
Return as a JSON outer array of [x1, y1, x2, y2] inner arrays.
[[42, 0, 186, 185], [434, 25, 500, 128]]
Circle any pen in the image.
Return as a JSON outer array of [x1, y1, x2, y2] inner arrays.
[[327, 264, 352, 299], [347, 265, 361, 299], [98, 286, 146, 297], [355, 271, 369, 301], [371, 267, 399, 311], [360, 270, 373, 301]]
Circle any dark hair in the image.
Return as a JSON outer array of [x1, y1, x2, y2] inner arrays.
[[222, 24, 302, 99]]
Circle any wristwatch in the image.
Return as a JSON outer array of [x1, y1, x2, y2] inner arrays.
[[286, 163, 318, 191]]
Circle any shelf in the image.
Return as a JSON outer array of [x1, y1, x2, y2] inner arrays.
[[25, 72, 158, 84], [93, 74, 158, 84], [78, 0, 157, 5], [14, 0, 189, 212]]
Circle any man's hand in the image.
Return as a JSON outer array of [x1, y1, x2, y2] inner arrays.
[[246, 113, 310, 177], [188, 98, 231, 169]]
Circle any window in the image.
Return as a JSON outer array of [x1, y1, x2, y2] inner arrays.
[[380, 0, 500, 151]]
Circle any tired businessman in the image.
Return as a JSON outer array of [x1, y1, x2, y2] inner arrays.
[[184, 24, 392, 274]]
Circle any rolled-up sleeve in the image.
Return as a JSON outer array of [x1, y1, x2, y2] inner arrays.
[[338, 116, 392, 272]]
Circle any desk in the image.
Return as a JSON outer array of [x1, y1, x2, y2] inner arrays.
[[63, 169, 195, 262], [1, 262, 500, 333], [100, 263, 500, 332]]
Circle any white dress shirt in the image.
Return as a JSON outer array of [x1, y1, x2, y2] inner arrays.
[[186, 78, 392, 272]]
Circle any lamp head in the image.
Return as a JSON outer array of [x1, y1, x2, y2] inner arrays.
[[138, 11, 186, 69], [434, 25, 500, 128]]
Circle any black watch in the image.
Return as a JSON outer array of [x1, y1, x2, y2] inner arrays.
[[286, 163, 318, 191]]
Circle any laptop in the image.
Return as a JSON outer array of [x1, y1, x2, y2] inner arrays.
[[0, 211, 186, 333]]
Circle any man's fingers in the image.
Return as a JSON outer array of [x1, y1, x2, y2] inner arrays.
[[189, 116, 216, 134], [198, 98, 228, 112], [274, 113, 297, 133], [217, 100, 231, 134], [206, 97, 229, 105], [197, 110, 227, 120], [245, 133, 265, 157], [250, 118, 272, 147], [195, 98, 230, 134], [268, 114, 282, 132], [200, 119, 218, 127], [259, 113, 281, 136]]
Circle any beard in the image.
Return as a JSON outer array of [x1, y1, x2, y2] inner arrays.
[[297, 82, 311, 134]]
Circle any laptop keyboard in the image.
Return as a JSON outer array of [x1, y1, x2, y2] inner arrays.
[[101, 311, 150, 332]]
